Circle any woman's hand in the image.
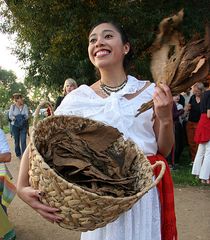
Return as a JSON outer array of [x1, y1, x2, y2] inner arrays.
[[184, 103, 191, 112], [0, 152, 11, 163], [17, 186, 62, 223], [153, 83, 173, 122]]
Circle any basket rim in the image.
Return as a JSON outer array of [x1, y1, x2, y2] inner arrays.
[[30, 140, 154, 201], [30, 115, 165, 201]]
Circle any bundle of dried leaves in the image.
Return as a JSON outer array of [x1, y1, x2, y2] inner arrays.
[[136, 9, 210, 116], [38, 124, 138, 198]]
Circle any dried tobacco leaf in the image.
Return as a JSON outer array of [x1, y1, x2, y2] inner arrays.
[[38, 124, 138, 197], [136, 9, 210, 116]]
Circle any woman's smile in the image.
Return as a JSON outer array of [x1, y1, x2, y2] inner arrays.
[[95, 50, 111, 57]]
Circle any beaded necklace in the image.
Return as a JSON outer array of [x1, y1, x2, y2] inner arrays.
[[100, 78, 128, 96]]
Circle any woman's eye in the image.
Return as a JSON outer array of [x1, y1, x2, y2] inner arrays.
[[105, 34, 113, 39], [89, 38, 96, 44]]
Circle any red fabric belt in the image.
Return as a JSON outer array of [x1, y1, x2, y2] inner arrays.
[[147, 154, 178, 240]]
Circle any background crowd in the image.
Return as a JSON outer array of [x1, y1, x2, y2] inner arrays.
[[169, 77, 210, 185]]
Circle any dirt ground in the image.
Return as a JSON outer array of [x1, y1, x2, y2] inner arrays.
[[5, 134, 210, 240]]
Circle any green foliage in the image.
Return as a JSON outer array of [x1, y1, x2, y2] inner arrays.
[[0, 67, 29, 108], [0, 0, 209, 89], [2, 125, 10, 134], [0, 69, 57, 118]]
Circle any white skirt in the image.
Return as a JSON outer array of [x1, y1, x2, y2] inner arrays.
[[192, 141, 210, 180], [80, 186, 161, 240]]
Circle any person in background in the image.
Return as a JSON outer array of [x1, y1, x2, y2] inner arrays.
[[185, 82, 205, 164], [181, 88, 192, 107], [9, 93, 29, 160], [180, 88, 193, 148], [171, 94, 185, 168], [0, 128, 16, 240], [54, 78, 78, 110], [192, 80, 210, 184], [178, 93, 185, 108], [16, 20, 177, 240]]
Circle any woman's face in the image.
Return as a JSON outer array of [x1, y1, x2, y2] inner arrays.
[[15, 97, 23, 105], [173, 95, 180, 103], [65, 83, 76, 94], [192, 85, 202, 97], [88, 23, 130, 70]]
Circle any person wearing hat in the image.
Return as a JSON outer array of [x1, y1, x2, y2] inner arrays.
[[9, 93, 29, 160]]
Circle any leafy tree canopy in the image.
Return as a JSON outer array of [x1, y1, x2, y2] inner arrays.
[[0, 0, 209, 90]]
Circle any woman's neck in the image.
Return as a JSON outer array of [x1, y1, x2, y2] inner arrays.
[[99, 69, 127, 87], [16, 102, 23, 108]]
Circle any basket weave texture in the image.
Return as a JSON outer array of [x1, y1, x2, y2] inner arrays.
[[29, 111, 165, 231]]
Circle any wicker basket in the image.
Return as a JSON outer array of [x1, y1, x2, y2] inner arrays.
[[29, 101, 166, 231]]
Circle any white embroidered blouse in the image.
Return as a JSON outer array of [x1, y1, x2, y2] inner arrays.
[[55, 75, 161, 240], [55, 75, 157, 156]]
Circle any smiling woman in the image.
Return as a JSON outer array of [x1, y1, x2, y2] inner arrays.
[[0, 32, 25, 81], [17, 19, 177, 240]]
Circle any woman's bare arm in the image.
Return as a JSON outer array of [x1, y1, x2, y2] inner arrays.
[[153, 84, 174, 157], [17, 145, 62, 223], [207, 109, 210, 118]]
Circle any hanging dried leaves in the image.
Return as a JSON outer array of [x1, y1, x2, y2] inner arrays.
[[136, 9, 210, 116]]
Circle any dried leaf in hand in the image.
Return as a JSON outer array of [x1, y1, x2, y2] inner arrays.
[[136, 9, 210, 116], [150, 9, 184, 85]]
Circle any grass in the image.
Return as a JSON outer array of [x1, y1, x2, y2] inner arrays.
[[171, 146, 203, 186], [172, 166, 201, 186]]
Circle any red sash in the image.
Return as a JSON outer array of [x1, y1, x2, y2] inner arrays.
[[194, 113, 210, 143], [147, 154, 178, 240]]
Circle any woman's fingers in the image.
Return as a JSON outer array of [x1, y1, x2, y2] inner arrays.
[[153, 84, 172, 105], [32, 200, 59, 213], [19, 187, 63, 223], [32, 199, 62, 223], [36, 208, 62, 223], [153, 84, 173, 121]]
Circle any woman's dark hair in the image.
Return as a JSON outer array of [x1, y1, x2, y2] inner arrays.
[[89, 20, 133, 71]]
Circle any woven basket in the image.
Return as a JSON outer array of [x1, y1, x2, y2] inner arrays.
[[29, 101, 166, 231]]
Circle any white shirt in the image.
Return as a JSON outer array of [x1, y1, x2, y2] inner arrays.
[[55, 75, 158, 156]]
